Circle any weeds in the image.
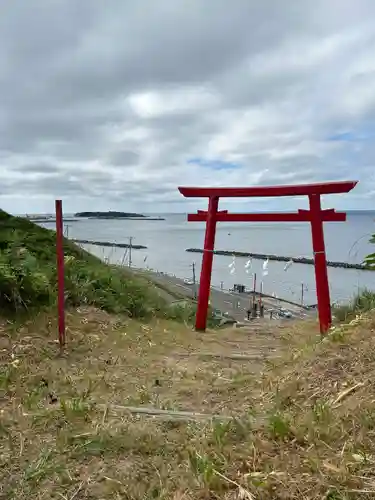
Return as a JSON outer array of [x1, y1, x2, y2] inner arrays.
[[211, 420, 233, 448], [334, 289, 375, 322], [267, 411, 293, 440], [0, 365, 15, 391], [188, 450, 221, 489], [23, 449, 57, 484], [60, 397, 94, 421]]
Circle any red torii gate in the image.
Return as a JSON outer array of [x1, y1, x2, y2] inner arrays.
[[178, 181, 358, 334]]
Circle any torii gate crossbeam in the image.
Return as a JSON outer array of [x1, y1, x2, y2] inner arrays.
[[178, 181, 358, 334]]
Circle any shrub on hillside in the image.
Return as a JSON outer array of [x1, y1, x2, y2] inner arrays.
[[0, 244, 52, 310], [62, 257, 166, 317], [333, 288, 375, 322], [364, 233, 375, 269]]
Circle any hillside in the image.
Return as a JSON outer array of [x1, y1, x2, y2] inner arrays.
[[0, 308, 374, 499], [1, 209, 374, 499], [0, 209, 189, 320]]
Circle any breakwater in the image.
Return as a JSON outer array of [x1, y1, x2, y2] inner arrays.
[[73, 239, 147, 250], [31, 218, 80, 223], [186, 248, 372, 271]]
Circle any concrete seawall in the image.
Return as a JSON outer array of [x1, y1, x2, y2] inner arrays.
[[73, 239, 147, 250], [186, 248, 372, 271]]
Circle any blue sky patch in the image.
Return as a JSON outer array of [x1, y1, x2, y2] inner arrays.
[[187, 157, 240, 170], [328, 124, 375, 142], [328, 131, 357, 142]]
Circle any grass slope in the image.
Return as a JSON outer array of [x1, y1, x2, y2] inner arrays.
[[1, 309, 374, 499], [0, 209, 191, 321]]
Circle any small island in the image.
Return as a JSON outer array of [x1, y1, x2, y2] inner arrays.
[[74, 211, 165, 221]]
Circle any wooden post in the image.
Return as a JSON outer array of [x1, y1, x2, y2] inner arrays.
[[309, 194, 332, 333], [195, 196, 218, 331], [55, 200, 66, 348]]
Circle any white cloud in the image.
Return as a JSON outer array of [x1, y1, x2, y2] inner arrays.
[[128, 87, 219, 118], [0, 0, 374, 213]]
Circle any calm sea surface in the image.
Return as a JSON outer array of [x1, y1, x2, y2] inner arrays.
[[40, 212, 375, 305]]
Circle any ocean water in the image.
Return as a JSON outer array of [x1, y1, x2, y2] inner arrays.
[[40, 212, 375, 306]]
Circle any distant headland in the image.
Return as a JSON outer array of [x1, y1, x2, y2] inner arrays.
[[74, 211, 165, 220]]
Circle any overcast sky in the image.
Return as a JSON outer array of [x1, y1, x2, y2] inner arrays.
[[1, 1, 375, 214]]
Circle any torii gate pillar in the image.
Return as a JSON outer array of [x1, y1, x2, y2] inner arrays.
[[198, 196, 219, 329], [309, 194, 332, 331], [179, 181, 358, 333]]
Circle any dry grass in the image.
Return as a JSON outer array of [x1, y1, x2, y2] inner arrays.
[[1, 309, 375, 499]]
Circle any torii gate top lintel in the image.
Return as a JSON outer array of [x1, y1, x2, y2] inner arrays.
[[178, 180, 357, 198], [178, 180, 358, 334]]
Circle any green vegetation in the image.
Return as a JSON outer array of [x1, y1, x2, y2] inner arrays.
[[0, 209, 191, 321], [333, 232, 375, 322], [333, 289, 375, 322], [364, 232, 375, 269]]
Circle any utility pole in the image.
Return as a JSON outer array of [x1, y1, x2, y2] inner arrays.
[[120, 248, 128, 267], [192, 261, 197, 299], [252, 272, 257, 308], [301, 282, 304, 306], [64, 224, 70, 238], [259, 281, 265, 318], [128, 237, 133, 268]]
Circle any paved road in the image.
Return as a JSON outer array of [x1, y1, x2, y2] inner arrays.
[[136, 269, 309, 322]]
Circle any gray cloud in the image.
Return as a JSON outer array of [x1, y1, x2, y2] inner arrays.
[[0, 0, 375, 213], [12, 162, 62, 175], [109, 150, 140, 167]]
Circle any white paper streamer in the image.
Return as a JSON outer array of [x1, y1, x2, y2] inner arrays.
[[244, 258, 252, 273], [262, 258, 269, 276], [283, 259, 293, 271], [228, 256, 236, 275]]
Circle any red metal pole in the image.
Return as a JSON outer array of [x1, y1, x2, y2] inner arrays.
[[195, 196, 219, 331], [55, 200, 66, 347], [309, 194, 332, 334]]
